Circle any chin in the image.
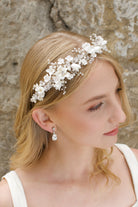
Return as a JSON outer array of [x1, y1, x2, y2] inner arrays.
[[104, 136, 118, 148], [96, 135, 118, 149]]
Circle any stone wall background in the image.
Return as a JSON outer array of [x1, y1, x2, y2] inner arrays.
[[0, 0, 138, 178]]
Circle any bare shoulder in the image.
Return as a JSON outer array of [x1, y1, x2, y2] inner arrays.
[[131, 148, 138, 161], [0, 178, 12, 207]]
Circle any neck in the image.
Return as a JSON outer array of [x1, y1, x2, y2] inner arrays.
[[38, 139, 96, 183]]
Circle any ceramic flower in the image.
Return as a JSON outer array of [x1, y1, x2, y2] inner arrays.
[[30, 34, 110, 103]]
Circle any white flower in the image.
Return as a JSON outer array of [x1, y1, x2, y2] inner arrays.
[[83, 45, 96, 54], [100, 39, 107, 46], [54, 66, 66, 78], [96, 37, 107, 46], [58, 58, 64, 64], [82, 42, 91, 50], [66, 65, 72, 71], [30, 94, 37, 103], [52, 74, 62, 83], [53, 80, 63, 90], [80, 59, 87, 65], [44, 74, 51, 83], [73, 56, 79, 63], [92, 46, 102, 53], [65, 73, 74, 80], [37, 93, 45, 101], [82, 43, 96, 54], [39, 81, 45, 87], [62, 71, 72, 79], [35, 85, 45, 94], [44, 82, 52, 92], [71, 63, 81, 72], [46, 66, 55, 75], [65, 55, 73, 62], [33, 83, 39, 90]]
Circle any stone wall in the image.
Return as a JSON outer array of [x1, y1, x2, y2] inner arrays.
[[0, 0, 138, 177]]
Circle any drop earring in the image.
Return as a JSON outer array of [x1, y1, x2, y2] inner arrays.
[[52, 127, 57, 141]]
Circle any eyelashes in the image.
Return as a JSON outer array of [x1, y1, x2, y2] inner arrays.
[[88, 87, 122, 112], [89, 102, 104, 111]]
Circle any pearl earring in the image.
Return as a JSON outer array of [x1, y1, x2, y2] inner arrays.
[[52, 127, 57, 141]]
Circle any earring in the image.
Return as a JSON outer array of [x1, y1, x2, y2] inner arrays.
[[52, 127, 57, 141]]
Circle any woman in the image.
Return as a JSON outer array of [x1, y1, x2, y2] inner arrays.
[[0, 31, 138, 207]]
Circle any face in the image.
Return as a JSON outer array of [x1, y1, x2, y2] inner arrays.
[[50, 61, 126, 149]]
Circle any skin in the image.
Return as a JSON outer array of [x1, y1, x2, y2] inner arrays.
[[0, 60, 138, 207]]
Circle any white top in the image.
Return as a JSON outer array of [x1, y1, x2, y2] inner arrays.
[[2, 144, 138, 207]]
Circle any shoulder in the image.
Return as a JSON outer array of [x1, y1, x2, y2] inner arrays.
[[0, 178, 13, 207], [115, 144, 138, 161], [130, 147, 138, 161]]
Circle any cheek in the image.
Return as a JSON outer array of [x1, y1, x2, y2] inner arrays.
[[57, 110, 85, 131], [79, 112, 108, 137], [54, 101, 107, 138], [58, 109, 104, 135]]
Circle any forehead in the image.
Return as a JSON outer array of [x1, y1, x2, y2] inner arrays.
[[59, 60, 119, 105], [83, 60, 118, 91]]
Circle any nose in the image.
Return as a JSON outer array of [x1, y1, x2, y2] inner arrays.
[[108, 100, 126, 126]]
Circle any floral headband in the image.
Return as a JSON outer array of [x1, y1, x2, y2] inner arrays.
[[30, 34, 110, 103]]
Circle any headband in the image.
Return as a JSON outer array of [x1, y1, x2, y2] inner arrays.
[[30, 34, 110, 103]]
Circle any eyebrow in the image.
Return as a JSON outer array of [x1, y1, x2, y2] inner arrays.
[[83, 80, 120, 105]]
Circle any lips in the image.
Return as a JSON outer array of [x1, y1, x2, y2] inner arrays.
[[104, 128, 118, 136]]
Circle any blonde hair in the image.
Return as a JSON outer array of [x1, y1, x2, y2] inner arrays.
[[10, 31, 133, 184]]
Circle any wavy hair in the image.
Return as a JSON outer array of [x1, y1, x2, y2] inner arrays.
[[10, 31, 133, 184]]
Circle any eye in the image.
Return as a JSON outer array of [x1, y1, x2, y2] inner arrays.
[[88, 88, 122, 112], [89, 102, 103, 112]]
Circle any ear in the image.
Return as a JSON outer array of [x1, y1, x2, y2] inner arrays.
[[32, 108, 54, 133]]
